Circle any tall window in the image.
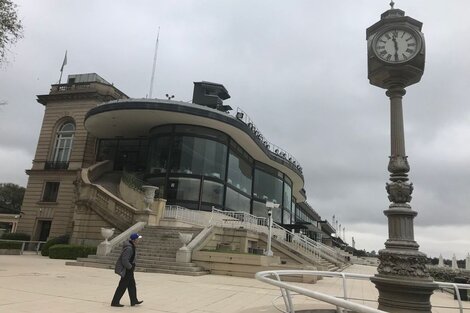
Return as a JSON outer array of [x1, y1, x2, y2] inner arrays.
[[227, 150, 252, 194], [42, 182, 60, 202], [52, 122, 75, 163], [170, 136, 227, 179]]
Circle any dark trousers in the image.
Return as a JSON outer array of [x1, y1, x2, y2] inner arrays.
[[111, 269, 138, 305]]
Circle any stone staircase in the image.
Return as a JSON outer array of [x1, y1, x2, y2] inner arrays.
[[71, 226, 209, 276], [317, 259, 340, 272]]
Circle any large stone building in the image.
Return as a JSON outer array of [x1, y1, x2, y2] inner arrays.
[[17, 73, 337, 246]]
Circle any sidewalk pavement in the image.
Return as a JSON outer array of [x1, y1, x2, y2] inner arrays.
[[0, 254, 468, 313]]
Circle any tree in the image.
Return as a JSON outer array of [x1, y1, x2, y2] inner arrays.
[[0, 183, 25, 213], [0, 0, 23, 64]]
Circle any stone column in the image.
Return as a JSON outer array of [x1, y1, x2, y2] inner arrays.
[[438, 254, 444, 267], [371, 86, 436, 313], [466, 253, 470, 270], [452, 254, 458, 269]]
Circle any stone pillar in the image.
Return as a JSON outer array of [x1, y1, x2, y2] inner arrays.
[[452, 254, 458, 269], [438, 254, 444, 267], [466, 253, 470, 270], [371, 86, 436, 313]]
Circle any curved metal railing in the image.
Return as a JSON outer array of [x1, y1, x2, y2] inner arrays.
[[256, 270, 470, 313]]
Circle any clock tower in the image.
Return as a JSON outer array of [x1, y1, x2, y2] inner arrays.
[[366, 2, 437, 312]]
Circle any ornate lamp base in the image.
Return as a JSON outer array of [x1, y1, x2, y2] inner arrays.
[[371, 274, 436, 313]]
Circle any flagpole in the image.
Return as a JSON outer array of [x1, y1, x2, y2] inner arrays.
[[148, 27, 160, 98], [59, 50, 68, 84]]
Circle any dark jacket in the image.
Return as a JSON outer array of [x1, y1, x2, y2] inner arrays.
[[114, 240, 135, 277]]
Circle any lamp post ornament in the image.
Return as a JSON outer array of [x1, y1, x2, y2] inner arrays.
[[366, 2, 436, 312]]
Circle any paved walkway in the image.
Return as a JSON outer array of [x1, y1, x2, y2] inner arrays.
[[0, 254, 468, 312]]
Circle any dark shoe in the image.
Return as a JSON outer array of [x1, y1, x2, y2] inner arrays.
[[111, 303, 124, 307], [131, 300, 143, 306]]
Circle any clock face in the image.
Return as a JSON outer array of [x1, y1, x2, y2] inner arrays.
[[374, 29, 419, 63]]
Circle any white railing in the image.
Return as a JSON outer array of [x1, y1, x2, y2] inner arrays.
[[163, 206, 346, 266], [209, 208, 268, 233], [210, 208, 346, 266], [256, 270, 470, 313], [164, 205, 213, 227]]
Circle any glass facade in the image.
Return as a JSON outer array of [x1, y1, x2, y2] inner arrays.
[[225, 186, 250, 212], [170, 136, 227, 179], [97, 138, 148, 171], [227, 151, 252, 194], [253, 168, 283, 205], [96, 124, 297, 223], [202, 179, 224, 206]]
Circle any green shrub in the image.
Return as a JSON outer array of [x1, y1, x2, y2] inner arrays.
[[49, 244, 97, 260], [1, 232, 30, 241], [0, 241, 22, 249], [428, 267, 470, 283], [41, 234, 70, 256]]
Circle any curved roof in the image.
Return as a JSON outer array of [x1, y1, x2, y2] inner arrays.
[[84, 99, 305, 202]]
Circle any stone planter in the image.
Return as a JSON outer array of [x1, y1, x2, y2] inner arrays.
[[142, 185, 159, 212]]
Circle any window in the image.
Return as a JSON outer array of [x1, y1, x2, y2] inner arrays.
[[166, 177, 200, 202], [227, 150, 252, 194], [202, 179, 224, 205], [283, 209, 291, 224], [225, 187, 250, 213], [253, 168, 283, 204], [252, 200, 281, 224], [52, 122, 75, 163], [170, 136, 227, 179], [147, 136, 170, 174], [42, 182, 60, 202], [283, 181, 292, 210], [252, 200, 268, 219], [97, 139, 117, 162]]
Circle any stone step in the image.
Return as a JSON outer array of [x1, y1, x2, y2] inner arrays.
[[69, 261, 208, 276], [75, 259, 205, 272], [69, 225, 208, 276], [141, 268, 208, 276], [107, 253, 177, 259], [83, 256, 201, 267]]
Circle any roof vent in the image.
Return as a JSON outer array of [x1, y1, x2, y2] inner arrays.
[[192, 81, 232, 112]]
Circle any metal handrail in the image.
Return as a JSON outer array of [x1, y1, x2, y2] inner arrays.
[[210, 208, 346, 265], [256, 270, 470, 313], [164, 205, 212, 227], [0, 239, 46, 255], [163, 206, 346, 265]]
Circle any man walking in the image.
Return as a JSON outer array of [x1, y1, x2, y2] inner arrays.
[[111, 233, 144, 307]]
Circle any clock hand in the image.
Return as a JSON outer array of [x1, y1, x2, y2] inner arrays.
[[392, 36, 399, 61], [392, 36, 399, 53]]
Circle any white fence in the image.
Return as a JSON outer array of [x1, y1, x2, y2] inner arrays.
[[164, 205, 213, 227], [210, 208, 347, 265], [163, 206, 347, 266]]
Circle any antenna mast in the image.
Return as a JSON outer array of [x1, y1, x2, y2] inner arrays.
[[148, 27, 160, 98]]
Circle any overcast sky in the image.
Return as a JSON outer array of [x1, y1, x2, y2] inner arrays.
[[0, 0, 469, 259]]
